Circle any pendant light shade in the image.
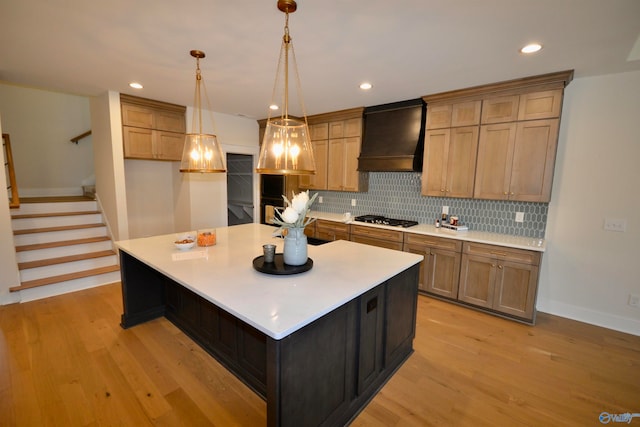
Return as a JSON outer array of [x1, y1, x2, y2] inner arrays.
[[256, 0, 315, 175], [180, 50, 226, 173]]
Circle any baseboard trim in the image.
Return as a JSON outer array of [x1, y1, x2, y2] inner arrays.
[[537, 299, 640, 336]]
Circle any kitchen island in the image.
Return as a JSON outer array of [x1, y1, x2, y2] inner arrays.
[[116, 223, 423, 427]]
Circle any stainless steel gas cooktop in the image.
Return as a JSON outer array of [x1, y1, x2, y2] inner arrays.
[[354, 215, 418, 228]]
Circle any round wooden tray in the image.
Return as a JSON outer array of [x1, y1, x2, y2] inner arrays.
[[252, 254, 313, 275]]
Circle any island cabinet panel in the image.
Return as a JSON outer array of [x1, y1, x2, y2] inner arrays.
[[119, 245, 420, 427], [357, 286, 384, 394], [267, 263, 419, 427], [119, 251, 167, 328], [164, 279, 268, 397]]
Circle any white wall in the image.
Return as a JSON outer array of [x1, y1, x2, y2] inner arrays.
[[90, 91, 129, 241], [538, 71, 640, 335], [174, 108, 259, 232], [0, 83, 93, 196], [0, 116, 21, 304]]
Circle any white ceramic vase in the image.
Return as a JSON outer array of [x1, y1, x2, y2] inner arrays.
[[283, 227, 308, 266]]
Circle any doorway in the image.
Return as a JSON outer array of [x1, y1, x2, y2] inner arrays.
[[226, 153, 254, 225]]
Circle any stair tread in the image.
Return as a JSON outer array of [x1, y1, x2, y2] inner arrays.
[[11, 265, 121, 291], [18, 250, 117, 270], [13, 223, 105, 235], [11, 210, 101, 219], [15, 236, 112, 252]]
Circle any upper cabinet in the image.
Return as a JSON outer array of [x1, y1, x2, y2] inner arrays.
[[121, 94, 186, 161], [422, 70, 573, 202], [299, 108, 368, 192]]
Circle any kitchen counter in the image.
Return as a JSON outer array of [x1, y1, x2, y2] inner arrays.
[[115, 223, 423, 426], [309, 210, 546, 252], [116, 223, 422, 339]]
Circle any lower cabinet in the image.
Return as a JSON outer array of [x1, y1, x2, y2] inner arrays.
[[458, 242, 540, 322], [315, 219, 350, 241], [403, 234, 462, 299], [350, 224, 404, 250]]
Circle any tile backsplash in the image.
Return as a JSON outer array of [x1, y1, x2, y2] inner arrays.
[[311, 172, 548, 238]]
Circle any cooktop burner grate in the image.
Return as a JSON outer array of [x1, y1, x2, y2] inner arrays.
[[354, 215, 418, 228]]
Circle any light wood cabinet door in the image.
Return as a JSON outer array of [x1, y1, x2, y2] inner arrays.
[[155, 110, 186, 133], [510, 119, 559, 202], [422, 129, 449, 196], [446, 126, 479, 198], [481, 95, 520, 124], [299, 139, 328, 190], [422, 126, 478, 198], [122, 104, 154, 128], [123, 126, 154, 159], [493, 260, 538, 320], [327, 138, 344, 191], [474, 123, 517, 200], [309, 123, 329, 140], [426, 104, 452, 130], [426, 249, 461, 299], [343, 136, 361, 191], [404, 235, 462, 298], [155, 131, 184, 161], [451, 101, 481, 127], [518, 90, 562, 121], [458, 253, 496, 309]]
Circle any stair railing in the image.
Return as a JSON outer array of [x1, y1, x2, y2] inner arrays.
[[70, 130, 92, 144], [3, 133, 19, 208]]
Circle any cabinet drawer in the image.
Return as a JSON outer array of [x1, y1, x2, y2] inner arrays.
[[316, 219, 350, 241], [463, 242, 540, 265], [404, 233, 462, 252], [350, 225, 404, 243], [351, 235, 404, 251], [426, 104, 452, 129]]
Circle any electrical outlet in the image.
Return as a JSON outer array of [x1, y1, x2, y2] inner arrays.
[[351, 199, 357, 207], [442, 206, 449, 215], [318, 196, 323, 204], [515, 212, 525, 223], [629, 294, 640, 308], [604, 218, 627, 232]]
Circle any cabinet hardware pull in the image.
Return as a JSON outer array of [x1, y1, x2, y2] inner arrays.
[[491, 264, 496, 268], [440, 189, 445, 192], [498, 265, 503, 269], [490, 251, 507, 257]]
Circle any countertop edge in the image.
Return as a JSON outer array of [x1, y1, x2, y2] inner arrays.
[[308, 211, 546, 252]]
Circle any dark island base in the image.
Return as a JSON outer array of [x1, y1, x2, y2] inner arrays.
[[119, 251, 420, 426]]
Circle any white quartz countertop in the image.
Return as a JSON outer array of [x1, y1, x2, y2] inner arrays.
[[309, 211, 546, 252], [115, 223, 423, 340]]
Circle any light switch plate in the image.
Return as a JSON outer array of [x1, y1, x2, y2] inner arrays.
[[515, 212, 524, 223], [442, 206, 449, 215], [351, 199, 357, 207], [604, 218, 627, 232], [318, 196, 323, 203]]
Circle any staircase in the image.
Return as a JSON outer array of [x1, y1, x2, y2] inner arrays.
[[9, 197, 121, 302]]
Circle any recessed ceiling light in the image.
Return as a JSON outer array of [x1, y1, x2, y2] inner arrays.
[[520, 43, 542, 54], [129, 82, 143, 89], [359, 82, 372, 90], [269, 104, 279, 111]]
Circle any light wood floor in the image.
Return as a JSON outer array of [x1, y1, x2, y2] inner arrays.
[[1, 283, 638, 426]]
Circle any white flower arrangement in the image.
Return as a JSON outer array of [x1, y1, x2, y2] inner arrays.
[[273, 190, 318, 232]]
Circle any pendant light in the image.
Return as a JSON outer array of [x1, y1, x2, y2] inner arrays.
[[256, 0, 316, 175], [180, 50, 226, 173]]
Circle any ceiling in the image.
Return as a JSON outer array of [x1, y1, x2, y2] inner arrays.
[[1, 0, 639, 120]]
